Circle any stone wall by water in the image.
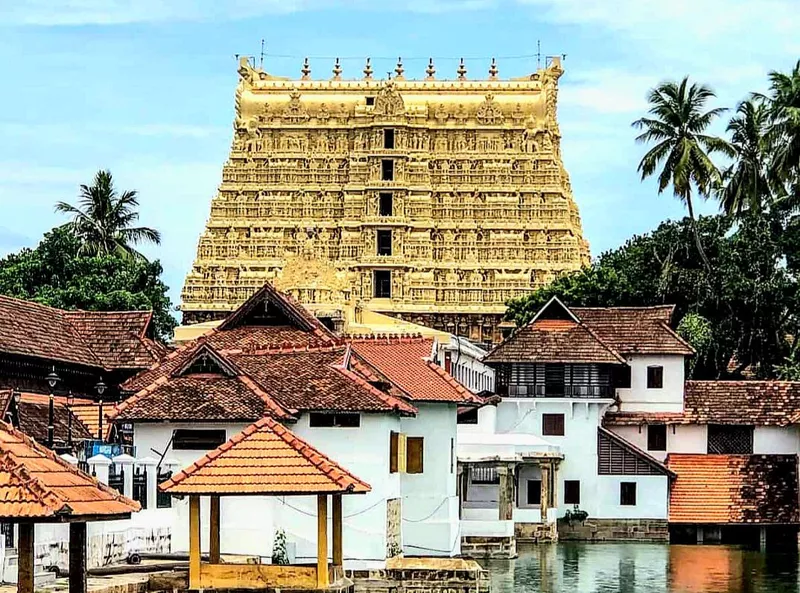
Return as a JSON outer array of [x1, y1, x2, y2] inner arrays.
[[557, 518, 669, 542], [350, 567, 490, 593]]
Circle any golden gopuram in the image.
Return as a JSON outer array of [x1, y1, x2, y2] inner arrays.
[[181, 55, 590, 344]]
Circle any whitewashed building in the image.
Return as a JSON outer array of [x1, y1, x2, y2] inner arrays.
[[111, 284, 478, 567]]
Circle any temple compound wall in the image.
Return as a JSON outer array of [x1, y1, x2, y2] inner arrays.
[[181, 56, 589, 344]]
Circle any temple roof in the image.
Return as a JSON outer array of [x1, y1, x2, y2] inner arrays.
[[160, 416, 370, 496], [349, 336, 481, 404], [604, 381, 800, 427], [667, 454, 799, 524], [485, 298, 693, 364], [0, 295, 164, 371], [0, 421, 139, 520]]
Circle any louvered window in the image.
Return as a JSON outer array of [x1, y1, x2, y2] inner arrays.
[[707, 425, 753, 454], [472, 466, 499, 484], [598, 430, 665, 475]]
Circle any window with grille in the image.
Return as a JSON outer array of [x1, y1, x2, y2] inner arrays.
[[564, 480, 581, 505], [472, 466, 499, 484], [377, 230, 392, 256], [379, 192, 393, 216], [647, 366, 664, 389], [620, 482, 637, 505], [542, 413, 565, 436], [374, 270, 391, 298], [407, 437, 424, 474], [527, 480, 542, 505], [707, 424, 753, 454], [157, 470, 173, 508], [647, 424, 667, 451], [309, 413, 360, 428]]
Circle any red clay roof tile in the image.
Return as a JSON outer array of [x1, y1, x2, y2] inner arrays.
[[160, 416, 370, 496]]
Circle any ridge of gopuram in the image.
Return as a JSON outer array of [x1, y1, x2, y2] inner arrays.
[[181, 56, 590, 344]]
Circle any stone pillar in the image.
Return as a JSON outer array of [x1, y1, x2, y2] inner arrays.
[[139, 456, 158, 510], [112, 454, 135, 500], [540, 463, 550, 523], [69, 522, 87, 593], [18, 523, 34, 593], [60, 453, 78, 466], [696, 526, 704, 544], [87, 454, 111, 484], [498, 463, 515, 521]]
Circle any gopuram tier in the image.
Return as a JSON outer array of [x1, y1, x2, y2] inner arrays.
[[181, 56, 590, 344]]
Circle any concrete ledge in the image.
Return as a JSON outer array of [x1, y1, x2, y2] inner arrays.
[[557, 518, 669, 542], [460, 536, 517, 559], [349, 562, 489, 593], [515, 522, 558, 543]]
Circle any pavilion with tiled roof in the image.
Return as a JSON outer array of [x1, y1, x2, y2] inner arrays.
[[0, 420, 139, 593], [161, 416, 369, 590]]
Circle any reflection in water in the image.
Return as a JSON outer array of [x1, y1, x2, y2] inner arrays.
[[483, 543, 800, 593]]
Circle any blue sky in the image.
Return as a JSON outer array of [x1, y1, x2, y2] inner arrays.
[[1, 0, 798, 311]]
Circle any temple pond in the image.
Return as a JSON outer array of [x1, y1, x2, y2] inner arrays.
[[482, 543, 800, 592]]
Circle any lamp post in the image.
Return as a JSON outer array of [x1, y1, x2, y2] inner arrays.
[[67, 391, 74, 451], [45, 368, 61, 449], [95, 378, 107, 442]]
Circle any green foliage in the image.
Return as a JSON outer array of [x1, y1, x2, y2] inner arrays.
[[55, 170, 161, 260], [0, 227, 175, 340], [271, 529, 289, 565], [676, 313, 713, 378], [506, 214, 800, 380], [564, 508, 589, 524]]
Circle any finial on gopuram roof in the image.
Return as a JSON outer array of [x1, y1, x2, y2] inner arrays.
[[332, 57, 342, 80], [425, 57, 436, 80], [394, 57, 405, 80], [457, 58, 467, 80], [363, 57, 373, 80], [301, 57, 311, 80], [489, 57, 498, 80]]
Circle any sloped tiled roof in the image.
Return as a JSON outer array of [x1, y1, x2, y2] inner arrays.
[[0, 295, 163, 371], [160, 416, 370, 496], [349, 336, 480, 404], [572, 306, 694, 355], [667, 454, 799, 524], [484, 318, 625, 364], [0, 391, 93, 444], [604, 381, 800, 427], [0, 421, 140, 519]]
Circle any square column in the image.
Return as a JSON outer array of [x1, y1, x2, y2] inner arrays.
[[332, 494, 343, 568], [17, 523, 34, 593], [69, 522, 87, 593], [498, 463, 515, 521], [189, 496, 201, 589], [540, 463, 551, 522], [317, 495, 329, 589], [210, 496, 221, 563]]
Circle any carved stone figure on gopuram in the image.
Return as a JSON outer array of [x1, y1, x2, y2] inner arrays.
[[181, 55, 590, 344]]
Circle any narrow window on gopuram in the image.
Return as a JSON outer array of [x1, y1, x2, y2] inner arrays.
[[384, 129, 395, 149], [374, 270, 391, 298], [377, 229, 392, 256], [381, 159, 394, 181], [379, 192, 393, 216]]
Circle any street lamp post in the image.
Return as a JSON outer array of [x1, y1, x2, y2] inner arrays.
[[95, 378, 107, 442], [67, 391, 74, 451], [45, 368, 61, 449]]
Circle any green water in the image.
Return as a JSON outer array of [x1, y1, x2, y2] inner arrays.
[[483, 543, 800, 592]]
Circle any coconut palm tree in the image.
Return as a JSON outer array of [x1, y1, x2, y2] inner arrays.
[[56, 170, 161, 260], [763, 60, 800, 187], [632, 77, 733, 270], [719, 99, 772, 217]]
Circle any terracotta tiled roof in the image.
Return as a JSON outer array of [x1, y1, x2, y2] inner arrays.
[[667, 454, 799, 524], [0, 391, 93, 444], [69, 403, 111, 441], [0, 295, 163, 371], [349, 336, 479, 404], [484, 317, 625, 364], [604, 381, 800, 427], [0, 421, 140, 519], [228, 347, 417, 414], [160, 416, 370, 496], [572, 306, 694, 355]]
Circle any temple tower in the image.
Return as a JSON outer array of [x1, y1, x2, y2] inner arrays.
[[181, 56, 590, 344]]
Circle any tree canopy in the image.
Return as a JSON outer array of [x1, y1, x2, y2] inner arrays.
[[0, 227, 176, 340]]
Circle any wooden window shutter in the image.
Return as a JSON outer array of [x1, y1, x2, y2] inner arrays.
[[407, 437, 424, 474], [398, 433, 407, 473], [390, 432, 408, 473]]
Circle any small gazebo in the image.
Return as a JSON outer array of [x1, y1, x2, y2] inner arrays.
[[0, 421, 140, 593], [160, 416, 370, 591]]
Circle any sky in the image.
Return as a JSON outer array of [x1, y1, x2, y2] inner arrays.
[[0, 0, 798, 312]]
